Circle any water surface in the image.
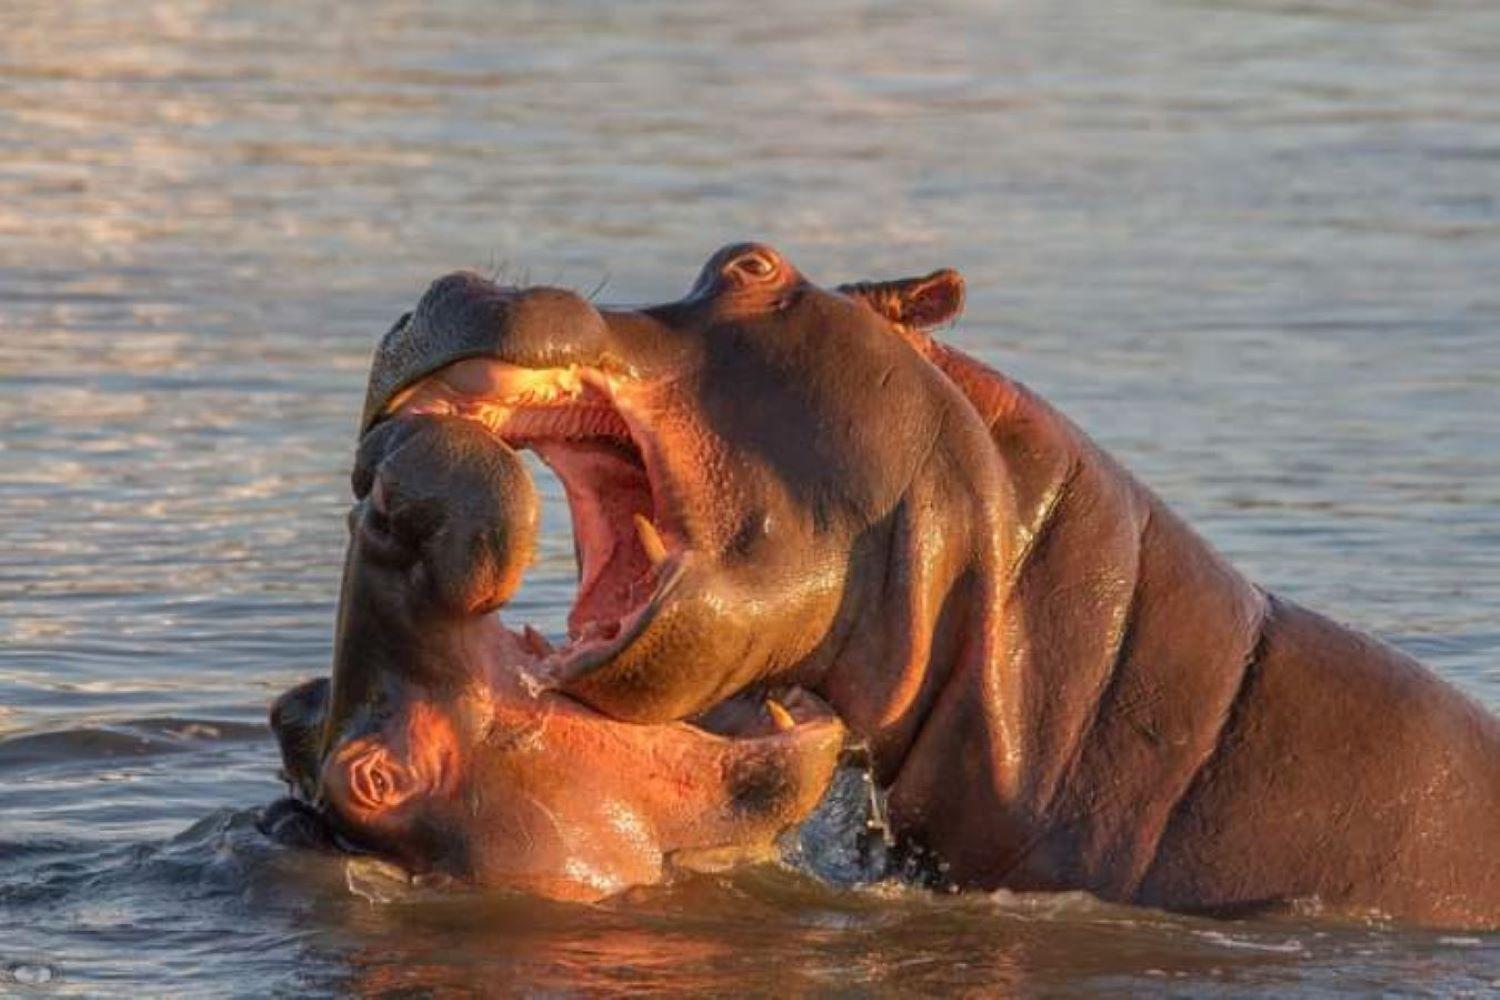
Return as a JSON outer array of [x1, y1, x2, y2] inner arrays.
[[2, 0, 1498, 994]]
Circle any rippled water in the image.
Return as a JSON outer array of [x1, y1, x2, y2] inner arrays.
[[3, 0, 1498, 994]]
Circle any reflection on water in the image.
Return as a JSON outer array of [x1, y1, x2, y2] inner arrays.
[[1, 0, 1497, 993]]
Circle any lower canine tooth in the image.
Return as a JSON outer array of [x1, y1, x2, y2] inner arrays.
[[765, 699, 796, 732], [632, 513, 668, 567], [522, 625, 554, 656]]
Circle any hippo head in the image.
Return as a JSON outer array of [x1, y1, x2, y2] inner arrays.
[[362, 244, 988, 728], [269, 415, 845, 900]]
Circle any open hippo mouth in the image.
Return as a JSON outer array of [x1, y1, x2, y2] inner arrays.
[[382, 351, 683, 682], [356, 248, 792, 724], [267, 410, 847, 898]]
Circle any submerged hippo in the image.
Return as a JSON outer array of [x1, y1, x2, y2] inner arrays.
[[268, 414, 844, 900], [351, 242, 1500, 928]]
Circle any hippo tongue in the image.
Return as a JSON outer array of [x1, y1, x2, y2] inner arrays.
[[531, 439, 656, 636]]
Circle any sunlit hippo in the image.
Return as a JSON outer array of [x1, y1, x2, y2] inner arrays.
[[267, 414, 844, 901], [355, 242, 1500, 928]]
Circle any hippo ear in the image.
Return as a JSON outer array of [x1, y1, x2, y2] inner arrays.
[[839, 268, 965, 330]]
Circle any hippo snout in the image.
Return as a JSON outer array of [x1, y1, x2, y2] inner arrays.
[[361, 277, 612, 433], [350, 414, 539, 614]]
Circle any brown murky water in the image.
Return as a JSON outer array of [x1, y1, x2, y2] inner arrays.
[[2, 0, 1498, 994]]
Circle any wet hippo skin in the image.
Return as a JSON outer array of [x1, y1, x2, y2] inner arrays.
[[269, 414, 845, 901], [354, 243, 1500, 928]]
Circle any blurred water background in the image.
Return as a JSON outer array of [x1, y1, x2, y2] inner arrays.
[[1, 0, 1498, 994]]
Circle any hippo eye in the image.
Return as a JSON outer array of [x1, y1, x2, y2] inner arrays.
[[729, 251, 777, 280]]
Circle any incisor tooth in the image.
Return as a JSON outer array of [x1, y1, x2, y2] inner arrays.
[[633, 513, 668, 566], [765, 699, 796, 732]]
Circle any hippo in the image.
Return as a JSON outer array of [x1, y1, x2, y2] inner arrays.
[[351, 242, 1500, 929], [267, 413, 845, 901]]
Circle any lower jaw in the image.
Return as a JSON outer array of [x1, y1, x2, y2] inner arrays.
[[480, 558, 683, 694]]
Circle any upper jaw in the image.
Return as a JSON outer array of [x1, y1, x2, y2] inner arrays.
[[361, 271, 696, 631], [360, 274, 619, 434]]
